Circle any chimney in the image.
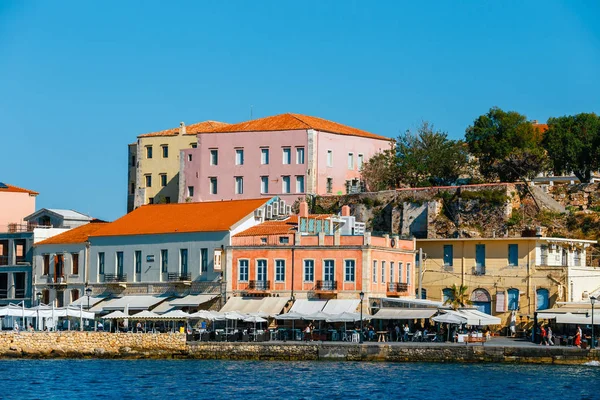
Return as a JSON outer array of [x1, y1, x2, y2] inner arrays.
[[179, 122, 186, 136], [299, 201, 309, 218], [341, 205, 350, 217]]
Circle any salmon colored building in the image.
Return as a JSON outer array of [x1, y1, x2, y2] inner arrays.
[[0, 182, 38, 232], [226, 202, 416, 304]]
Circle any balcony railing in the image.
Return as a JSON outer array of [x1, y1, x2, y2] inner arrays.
[[104, 273, 127, 283], [168, 272, 191, 282], [472, 266, 486, 276], [315, 280, 337, 291], [46, 275, 67, 284], [247, 280, 270, 291], [14, 289, 25, 299], [387, 282, 409, 293]]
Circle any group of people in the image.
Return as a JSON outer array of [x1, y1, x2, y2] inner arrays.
[[539, 325, 555, 346], [537, 324, 596, 348]]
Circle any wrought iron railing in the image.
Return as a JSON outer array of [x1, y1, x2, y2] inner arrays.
[[248, 280, 270, 290], [168, 272, 191, 282], [104, 273, 127, 283], [387, 282, 409, 292], [315, 280, 337, 291]]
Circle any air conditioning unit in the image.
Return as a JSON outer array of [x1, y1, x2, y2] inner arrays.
[[266, 205, 273, 219], [273, 202, 279, 216]]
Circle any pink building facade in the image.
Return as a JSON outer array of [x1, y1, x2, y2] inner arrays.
[[179, 113, 391, 204], [0, 183, 38, 232]]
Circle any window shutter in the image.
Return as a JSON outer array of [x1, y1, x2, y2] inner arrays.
[[496, 291, 506, 313]]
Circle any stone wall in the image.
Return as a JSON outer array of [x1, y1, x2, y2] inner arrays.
[[0, 332, 186, 358]]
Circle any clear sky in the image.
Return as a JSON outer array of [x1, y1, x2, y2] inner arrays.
[[1, 0, 599, 221]]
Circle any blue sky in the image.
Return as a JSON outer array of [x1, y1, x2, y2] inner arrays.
[[1, 0, 599, 221]]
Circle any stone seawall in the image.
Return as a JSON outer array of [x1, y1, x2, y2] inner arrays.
[[187, 342, 600, 365], [0, 332, 187, 358]]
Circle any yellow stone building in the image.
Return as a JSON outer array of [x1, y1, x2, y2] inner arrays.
[[127, 120, 228, 212], [416, 237, 598, 328]]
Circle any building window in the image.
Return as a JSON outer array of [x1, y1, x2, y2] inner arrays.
[[443, 245, 453, 267], [116, 252, 124, 275], [261, 148, 270, 165], [235, 149, 244, 165], [161, 249, 168, 273], [145, 175, 152, 188], [296, 176, 305, 193], [508, 244, 518, 266], [326, 178, 333, 194], [0, 273, 6, 299], [442, 288, 454, 303], [357, 154, 364, 170], [345, 260, 355, 282], [261, 176, 269, 194], [282, 148, 291, 164], [279, 236, 289, 244], [210, 149, 218, 165], [327, 150, 333, 167], [304, 260, 314, 282], [323, 260, 335, 282], [508, 288, 519, 311], [209, 177, 218, 194], [191, 143, 197, 149], [406, 263, 411, 285], [71, 288, 80, 303], [72, 253, 79, 275], [275, 260, 285, 282], [166, 195, 172, 202], [160, 174, 167, 187], [536, 288, 549, 310], [475, 244, 486, 267], [348, 153, 354, 169], [43, 255, 50, 275], [256, 259, 267, 282], [146, 146, 153, 159], [98, 252, 105, 275], [372, 260, 377, 283], [130, 155, 136, 167], [398, 262, 403, 283], [235, 177, 244, 194], [180, 249, 188, 274], [135, 250, 142, 274], [296, 147, 305, 164], [390, 261, 394, 283], [162, 145, 168, 158], [239, 259, 249, 282], [282, 176, 291, 193], [148, 197, 154, 204], [201, 248, 208, 272], [188, 154, 193, 162], [187, 186, 194, 197]]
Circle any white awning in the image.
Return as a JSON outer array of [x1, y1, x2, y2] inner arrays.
[[101, 296, 167, 311], [556, 312, 600, 325], [257, 297, 289, 316], [289, 299, 327, 315], [373, 308, 437, 320], [70, 296, 106, 308], [441, 309, 501, 326], [536, 312, 559, 320], [220, 297, 263, 313], [151, 301, 176, 314], [169, 294, 218, 307], [322, 299, 360, 314]]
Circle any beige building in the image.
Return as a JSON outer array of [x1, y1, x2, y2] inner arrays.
[[417, 237, 598, 328], [127, 120, 229, 212]]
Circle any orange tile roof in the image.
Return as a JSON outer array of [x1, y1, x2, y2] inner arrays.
[[0, 182, 38, 195], [90, 198, 269, 238], [212, 113, 390, 140], [533, 123, 549, 133], [35, 220, 109, 246], [138, 120, 230, 138]]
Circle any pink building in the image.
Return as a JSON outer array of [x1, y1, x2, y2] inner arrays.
[[179, 113, 391, 204], [0, 182, 38, 232]]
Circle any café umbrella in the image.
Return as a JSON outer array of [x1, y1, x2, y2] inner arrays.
[[243, 315, 267, 341]]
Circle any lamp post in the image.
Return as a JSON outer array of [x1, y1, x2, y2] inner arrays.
[[591, 296, 596, 349], [36, 292, 42, 306], [359, 291, 364, 344], [85, 286, 92, 310]]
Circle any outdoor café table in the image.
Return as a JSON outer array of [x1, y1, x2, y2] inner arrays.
[[377, 331, 387, 342], [426, 333, 436, 342]]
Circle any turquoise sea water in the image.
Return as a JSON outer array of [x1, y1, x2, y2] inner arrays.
[[1, 360, 598, 400]]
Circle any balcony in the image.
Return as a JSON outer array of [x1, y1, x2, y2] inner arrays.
[[386, 282, 409, 296], [472, 266, 486, 276], [168, 272, 192, 282], [314, 280, 337, 291], [104, 273, 128, 283], [247, 280, 270, 291], [46, 275, 67, 285]]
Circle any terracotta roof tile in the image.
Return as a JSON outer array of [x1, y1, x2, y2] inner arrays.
[[138, 120, 230, 138], [90, 198, 269, 238], [533, 123, 549, 133], [0, 182, 38, 195], [35, 220, 108, 246], [212, 113, 390, 140]]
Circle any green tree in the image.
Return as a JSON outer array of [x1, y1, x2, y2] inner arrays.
[[543, 113, 600, 183], [360, 144, 398, 191], [465, 107, 547, 182], [396, 121, 469, 186], [443, 284, 473, 310]]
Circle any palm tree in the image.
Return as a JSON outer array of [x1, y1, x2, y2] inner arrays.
[[443, 284, 472, 310]]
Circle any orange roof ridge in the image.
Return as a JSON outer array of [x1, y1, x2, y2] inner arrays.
[[90, 198, 269, 238], [0, 182, 39, 195]]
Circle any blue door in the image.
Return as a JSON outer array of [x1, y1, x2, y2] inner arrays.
[[507, 288, 519, 310], [536, 289, 549, 310], [473, 301, 491, 315]]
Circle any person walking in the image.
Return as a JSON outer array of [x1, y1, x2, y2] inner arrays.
[[539, 325, 547, 346], [403, 324, 409, 342], [395, 324, 401, 342], [574, 325, 582, 348], [547, 326, 554, 346]]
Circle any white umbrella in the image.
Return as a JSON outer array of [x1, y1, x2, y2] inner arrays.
[[432, 312, 466, 324], [104, 310, 127, 319], [134, 310, 160, 319], [160, 310, 190, 320], [243, 315, 267, 342]]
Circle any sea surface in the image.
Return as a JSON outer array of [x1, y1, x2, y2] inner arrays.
[[1, 359, 598, 400]]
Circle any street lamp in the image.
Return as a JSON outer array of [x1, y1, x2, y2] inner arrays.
[[359, 291, 365, 344], [36, 292, 42, 306], [85, 286, 92, 310], [591, 296, 596, 349]]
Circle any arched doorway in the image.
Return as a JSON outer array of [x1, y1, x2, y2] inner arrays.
[[471, 288, 492, 314]]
